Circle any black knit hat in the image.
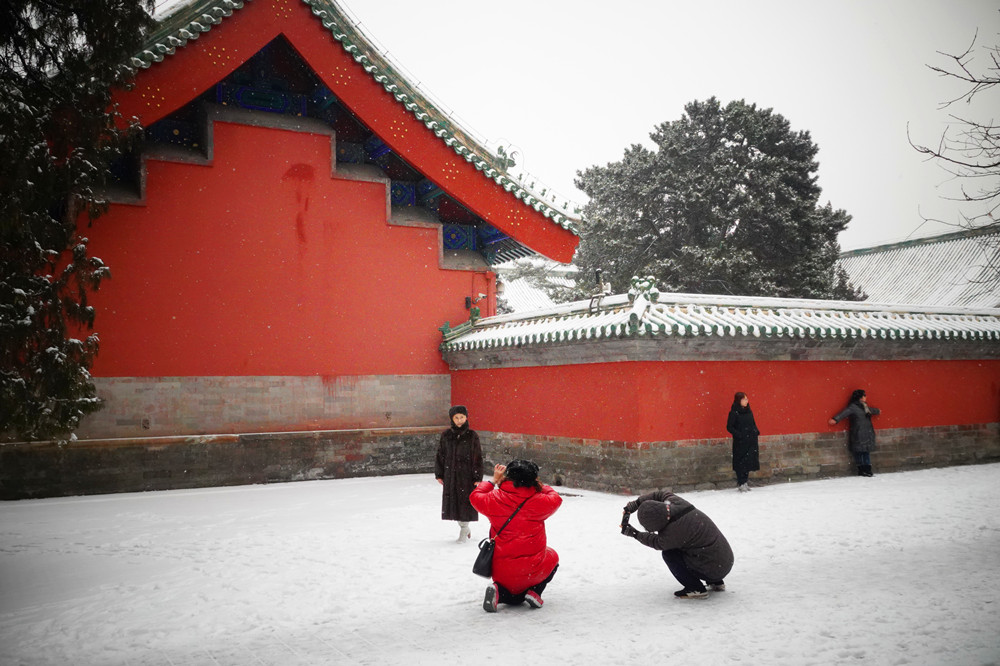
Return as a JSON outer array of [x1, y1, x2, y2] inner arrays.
[[448, 405, 468, 419], [505, 459, 539, 487]]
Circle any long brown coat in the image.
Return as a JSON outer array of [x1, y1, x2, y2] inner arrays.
[[434, 424, 483, 522]]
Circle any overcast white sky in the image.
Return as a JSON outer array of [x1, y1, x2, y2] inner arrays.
[[337, 0, 999, 251]]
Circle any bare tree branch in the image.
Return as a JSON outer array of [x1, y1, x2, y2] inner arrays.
[[910, 14, 1000, 239]]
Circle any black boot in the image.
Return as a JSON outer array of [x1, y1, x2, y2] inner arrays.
[[857, 465, 866, 476], [863, 465, 874, 477]]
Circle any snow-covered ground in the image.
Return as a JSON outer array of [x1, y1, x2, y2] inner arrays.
[[2, 464, 999, 666]]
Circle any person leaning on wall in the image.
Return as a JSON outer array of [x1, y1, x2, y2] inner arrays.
[[828, 389, 881, 477]]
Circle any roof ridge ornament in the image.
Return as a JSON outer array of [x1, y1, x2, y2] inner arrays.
[[627, 275, 659, 333], [495, 145, 517, 172], [628, 275, 660, 304]]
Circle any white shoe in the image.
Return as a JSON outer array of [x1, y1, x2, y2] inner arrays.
[[457, 525, 471, 543]]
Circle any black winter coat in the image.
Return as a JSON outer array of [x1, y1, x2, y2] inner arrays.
[[434, 424, 483, 522], [631, 490, 734, 582], [726, 404, 760, 473], [832, 401, 881, 452]]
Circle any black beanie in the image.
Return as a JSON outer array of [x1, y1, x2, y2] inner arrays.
[[448, 405, 468, 419], [637, 501, 670, 532]]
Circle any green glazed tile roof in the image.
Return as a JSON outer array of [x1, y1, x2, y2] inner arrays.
[[138, 0, 580, 235], [440, 287, 1000, 352]]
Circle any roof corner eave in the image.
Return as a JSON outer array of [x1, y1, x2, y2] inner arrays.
[[129, 0, 581, 263]]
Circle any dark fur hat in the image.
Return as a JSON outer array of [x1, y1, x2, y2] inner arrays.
[[448, 405, 468, 419]]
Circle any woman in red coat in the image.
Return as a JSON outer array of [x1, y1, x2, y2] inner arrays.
[[470, 459, 562, 613]]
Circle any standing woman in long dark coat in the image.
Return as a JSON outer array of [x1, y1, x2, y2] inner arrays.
[[726, 392, 759, 492], [829, 389, 881, 477], [435, 405, 484, 542]]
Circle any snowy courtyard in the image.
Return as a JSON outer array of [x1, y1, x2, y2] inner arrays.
[[1, 463, 998, 666]]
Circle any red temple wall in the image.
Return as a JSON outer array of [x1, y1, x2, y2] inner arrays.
[[87, 121, 483, 378], [451, 359, 1000, 442], [114, 0, 578, 263]]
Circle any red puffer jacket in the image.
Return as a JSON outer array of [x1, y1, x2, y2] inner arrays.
[[470, 480, 562, 594]]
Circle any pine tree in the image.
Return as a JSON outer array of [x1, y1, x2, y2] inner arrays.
[[1, 1, 154, 440], [571, 98, 860, 301]]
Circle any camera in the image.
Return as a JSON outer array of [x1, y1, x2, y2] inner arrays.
[[620, 510, 631, 534]]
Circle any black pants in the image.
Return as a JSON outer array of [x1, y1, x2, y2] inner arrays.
[[661, 550, 721, 592], [496, 564, 559, 605], [735, 469, 750, 485]]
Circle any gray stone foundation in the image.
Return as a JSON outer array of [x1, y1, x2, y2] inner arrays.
[[0, 427, 441, 500], [479, 423, 1000, 495], [76, 374, 449, 439], [4, 423, 996, 500]]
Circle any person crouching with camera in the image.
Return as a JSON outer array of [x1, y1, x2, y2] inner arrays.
[[620, 490, 733, 599], [470, 460, 562, 612]]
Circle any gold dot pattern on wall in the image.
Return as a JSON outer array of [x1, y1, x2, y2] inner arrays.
[[272, 0, 294, 20], [441, 165, 460, 182], [387, 119, 409, 142], [505, 210, 525, 227], [327, 66, 352, 87], [206, 45, 237, 68], [140, 86, 166, 110]]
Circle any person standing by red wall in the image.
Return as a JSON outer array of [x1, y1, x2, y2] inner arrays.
[[435, 406, 484, 542], [727, 391, 760, 492]]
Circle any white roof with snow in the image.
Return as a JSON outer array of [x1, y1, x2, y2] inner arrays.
[[495, 257, 577, 312], [839, 224, 1000, 308], [441, 289, 1000, 351]]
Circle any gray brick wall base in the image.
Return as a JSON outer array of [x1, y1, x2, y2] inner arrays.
[[76, 375, 450, 439], [0, 427, 443, 500], [5, 423, 995, 500], [479, 423, 1000, 495]]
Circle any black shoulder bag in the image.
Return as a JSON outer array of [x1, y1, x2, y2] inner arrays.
[[473, 495, 532, 578]]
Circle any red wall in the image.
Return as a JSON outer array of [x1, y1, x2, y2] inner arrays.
[[451, 360, 1000, 441], [87, 121, 488, 377], [114, 0, 578, 263]]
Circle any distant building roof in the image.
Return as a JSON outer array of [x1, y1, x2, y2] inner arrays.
[[839, 225, 1000, 309], [440, 287, 1000, 353], [499, 278, 559, 312], [495, 258, 577, 313]]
